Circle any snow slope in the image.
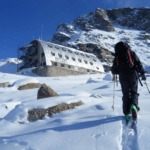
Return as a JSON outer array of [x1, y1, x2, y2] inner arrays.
[[0, 62, 150, 150], [54, 24, 150, 72], [0, 25, 150, 149], [0, 58, 21, 74]]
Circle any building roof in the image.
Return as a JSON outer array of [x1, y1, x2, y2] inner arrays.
[[30, 40, 104, 72]]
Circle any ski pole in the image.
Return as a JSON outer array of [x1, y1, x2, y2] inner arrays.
[[135, 67, 143, 86], [116, 75, 118, 86], [112, 75, 116, 110], [139, 78, 143, 87], [144, 81, 150, 93]]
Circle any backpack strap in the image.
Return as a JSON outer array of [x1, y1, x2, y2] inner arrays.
[[122, 42, 134, 66], [127, 50, 134, 66]]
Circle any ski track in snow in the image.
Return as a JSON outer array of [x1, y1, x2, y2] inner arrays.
[[0, 138, 37, 150], [92, 122, 108, 150], [121, 119, 140, 150]]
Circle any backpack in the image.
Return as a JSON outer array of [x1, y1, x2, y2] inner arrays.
[[115, 41, 134, 68]]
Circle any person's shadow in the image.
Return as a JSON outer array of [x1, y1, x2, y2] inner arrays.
[[0, 116, 123, 140], [51, 116, 123, 132]]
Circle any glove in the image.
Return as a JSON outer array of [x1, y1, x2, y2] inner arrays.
[[141, 74, 146, 80]]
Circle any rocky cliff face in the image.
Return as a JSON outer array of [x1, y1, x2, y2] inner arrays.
[[52, 8, 115, 44], [106, 8, 150, 32], [50, 7, 150, 72], [73, 8, 115, 32]]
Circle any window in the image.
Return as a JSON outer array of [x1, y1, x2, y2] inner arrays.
[[54, 62, 57, 66], [78, 59, 82, 63], [72, 57, 75, 61], [74, 52, 79, 55], [96, 67, 99, 70], [41, 52, 44, 57], [81, 53, 84, 56], [68, 50, 73, 53], [65, 55, 69, 59], [62, 48, 66, 51], [68, 65, 71, 69], [61, 64, 65, 67], [84, 60, 88, 64], [55, 46, 59, 49], [48, 44, 53, 48], [51, 52, 55, 56], [90, 62, 93, 65], [87, 69, 89, 72], [58, 54, 62, 58], [43, 62, 46, 66], [35, 48, 38, 53], [93, 59, 97, 62], [86, 55, 90, 58]]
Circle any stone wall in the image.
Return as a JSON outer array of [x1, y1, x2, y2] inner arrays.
[[32, 63, 102, 77]]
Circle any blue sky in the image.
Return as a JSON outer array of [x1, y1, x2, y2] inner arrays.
[[0, 0, 150, 60]]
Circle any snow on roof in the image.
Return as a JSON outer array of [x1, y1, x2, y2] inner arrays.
[[33, 40, 104, 72]]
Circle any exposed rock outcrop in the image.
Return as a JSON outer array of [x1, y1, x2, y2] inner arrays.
[[75, 43, 114, 64], [138, 34, 150, 40], [18, 83, 40, 90], [103, 65, 112, 72], [95, 46, 114, 64], [94, 8, 115, 31], [52, 32, 71, 42], [28, 101, 83, 122], [56, 23, 75, 34], [52, 23, 74, 42], [0, 82, 10, 88], [106, 8, 150, 32], [37, 83, 59, 99], [73, 8, 115, 32], [77, 43, 98, 53]]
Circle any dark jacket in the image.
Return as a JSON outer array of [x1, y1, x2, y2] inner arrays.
[[111, 50, 145, 75]]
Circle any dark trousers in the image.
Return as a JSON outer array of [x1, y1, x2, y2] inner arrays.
[[119, 70, 139, 115]]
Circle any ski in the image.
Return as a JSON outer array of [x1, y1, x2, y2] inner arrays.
[[126, 117, 137, 128]]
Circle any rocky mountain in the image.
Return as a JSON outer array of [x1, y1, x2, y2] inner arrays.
[[107, 8, 150, 32], [50, 7, 150, 72]]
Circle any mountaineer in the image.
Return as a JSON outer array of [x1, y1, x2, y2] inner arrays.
[[111, 41, 146, 121]]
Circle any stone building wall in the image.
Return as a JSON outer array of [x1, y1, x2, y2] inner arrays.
[[32, 63, 102, 77]]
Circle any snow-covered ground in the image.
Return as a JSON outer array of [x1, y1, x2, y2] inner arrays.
[[0, 24, 150, 150], [0, 58, 21, 74], [0, 58, 150, 150]]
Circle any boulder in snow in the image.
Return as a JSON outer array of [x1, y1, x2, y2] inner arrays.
[[37, 83, 59, 100], [47, 101, 83, 116], [28, 109, 46, 122], [28, 101, 83, 122], [0, 82, 10, 88], [13, 78, 40, 90], [18, 83, 40, 90]]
